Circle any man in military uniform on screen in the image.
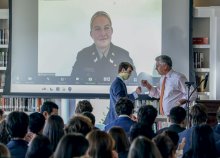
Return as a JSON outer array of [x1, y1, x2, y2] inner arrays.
[[70, 11, 137, 85]]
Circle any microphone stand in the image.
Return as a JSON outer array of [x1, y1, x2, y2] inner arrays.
[[185, 77, 207, 128]]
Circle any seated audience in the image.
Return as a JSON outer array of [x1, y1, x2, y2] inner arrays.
[[108, 127, 130, 158], [6, 111, 29, 158], [179, 103, 220, 154], [53, 133, 89, 158], [65, 115, 93, 136], [128, 136, 162, 158], [105, 97, 136, 136], [25, 135, 53, 158], [43, 115, 64, 152], [86, 130, 118, 158], [40, 101, 59, 119], [183, 124, 217, 158], [157, 106, 186, 134], [75, 100, 93, 114]]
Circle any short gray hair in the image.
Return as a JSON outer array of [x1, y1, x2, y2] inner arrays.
[[155, 55, 172, 68], [90, 11, 112, 31]]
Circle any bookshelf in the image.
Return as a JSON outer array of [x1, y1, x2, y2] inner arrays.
[[192, 6, 220, 100], [0, 9, 8, 94]]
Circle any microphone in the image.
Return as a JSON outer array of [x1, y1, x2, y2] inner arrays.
[[203, 73, 209, 89]]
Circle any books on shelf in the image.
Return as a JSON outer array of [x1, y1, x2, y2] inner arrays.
[[0, 29, 9, 45], [193, 37, 208, 45], [0, 98, 52, 113], [0, 51, 7, 67], [194, 51, 205, 68]]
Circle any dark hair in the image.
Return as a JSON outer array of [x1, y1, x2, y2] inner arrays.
[[75, 100, 93, 114], [25, 135, 53, 158], [53, 133, 89, 158], [155, 55, 172, 68], [43, 115, 64, 151], [108, 127, 130, 153], [190, 104, 208, 126], [6, 111, 29, 138], [0, 120, 10, 144], [169, 106, 186, 124], [187, 124, 217, 158], [29, 112, 45, 134], [86, 130, 115, 158], [128, 136, 161, 158], [0, 109, 3, 116], [82, 111, 96, 125], [115, 97, 134, 116], [40, 101, 58, 114], [118, 62, 133, 73], [65, 115, 92, 136], [129, 123, 155, 142], [163, 130, 179, 147], [153, 134, 175, 158], [137, 105, 157, 126]]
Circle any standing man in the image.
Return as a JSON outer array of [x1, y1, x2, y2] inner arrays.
[[142, 55, 197, 116], [104, 62, 141, 125], [71, 11, 137, 84]]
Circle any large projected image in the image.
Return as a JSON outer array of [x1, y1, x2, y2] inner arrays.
[[8, 0, 162, 95]]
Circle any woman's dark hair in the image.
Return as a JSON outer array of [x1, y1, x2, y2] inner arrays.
[[86, 130, 115, 158], [53, 133, 89, 158], [25, 135, 53, 158], [186, 124, 217, 158], [43, 115, 64, 151], [108, 126, 130, 153]]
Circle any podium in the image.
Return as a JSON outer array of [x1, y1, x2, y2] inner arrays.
[[196, 100, 220, 126]]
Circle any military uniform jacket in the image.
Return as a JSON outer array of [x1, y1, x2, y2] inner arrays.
[[70, 43, 137, 85]]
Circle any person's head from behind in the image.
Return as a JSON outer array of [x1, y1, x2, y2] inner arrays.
[[153, 134, 176, 158], [129, 123, 155, 143], [155, 55, 172, 75], [86, 130, 115, 158], [53, 133, 89, 158], [25, 135, 53, 158], [29, 112, 45, 135], [191, 124, 217, 158], [128, 136, 162, 158], [118, 62, 134, 80], [0, 143, 10, 158], [40, 101, 59, 119], [90, 11, 113, 50], [115, 97, 134, 117], [6, 111, 29, 139], [169, 106, 186, 127], [75, 100, 93, 114], [82, 111, 96, 126], [108, 126, 130, 153], [65, 115, 93, 136], [162, 130, 179, 149], [190, 103, 208, 126], [43, 115, 64, 151], [137, 105, 157, 127]]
